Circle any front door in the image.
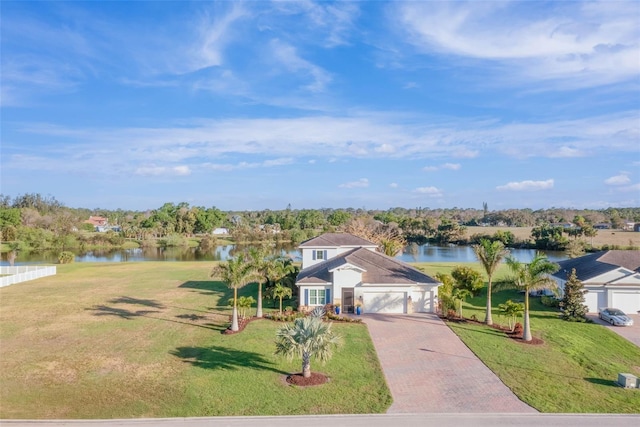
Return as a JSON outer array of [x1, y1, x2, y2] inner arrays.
[[342, 288, 354, 314]]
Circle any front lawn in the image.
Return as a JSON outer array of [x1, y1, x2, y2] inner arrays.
[[0, 262, 391, 418], [448, 288, 640, 413]]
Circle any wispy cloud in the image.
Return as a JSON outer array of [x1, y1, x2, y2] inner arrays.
[[339, 178, 369, 188], [269, 39, 332, 92], [604, 172, 631, 185], [135, 165, 192, 177], [413, 186, 443, 197], [497, 179, 554, 191], [397, 1, 640, 89], [423, 162, 461, 172]]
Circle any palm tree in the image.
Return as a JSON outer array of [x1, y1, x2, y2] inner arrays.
[[499, 254, 559, 341], [247, 246, 270, 318], [210, 254, 258, 332], [271, 283, 293, 314], [452, 288, 472, 319], [264, 256, 297, 310], [274, 313, 340, 378], [473, 239, 509, 326]]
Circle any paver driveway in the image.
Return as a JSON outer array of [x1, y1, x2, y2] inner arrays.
[[363, 313, 536, 413]]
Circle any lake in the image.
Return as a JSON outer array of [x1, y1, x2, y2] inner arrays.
[[1, 243, 568, 265]]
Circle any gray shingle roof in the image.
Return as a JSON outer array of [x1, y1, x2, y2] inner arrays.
[[296, 247, 440, 286], [299, 233, 377, 248], [553, 250, 640, 281]]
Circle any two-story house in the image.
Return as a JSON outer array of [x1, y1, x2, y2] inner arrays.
[[295, 233, 441, 314]]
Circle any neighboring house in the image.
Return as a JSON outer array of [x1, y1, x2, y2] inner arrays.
[[295, 233, 441, 314], [84, 216, 108, 227], [551, 251, 640, 314], [212, 227, 229, 235], [594, 223, 611, 230]]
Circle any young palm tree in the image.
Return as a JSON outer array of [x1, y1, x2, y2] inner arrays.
[[271, 283, 293, 314], [210, 254, 258, 331], [473, 239, 509, 326], [275, 314, 340, 378], [500, 254, 559, 341], [264, 256, 296, 310]]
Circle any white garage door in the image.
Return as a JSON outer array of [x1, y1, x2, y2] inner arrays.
[[584, 289, 606, 313], [363, 292, 406, 314], [611, 291, 640, 314]]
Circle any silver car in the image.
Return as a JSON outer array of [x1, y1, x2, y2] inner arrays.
[[599, 308, 634, 326]]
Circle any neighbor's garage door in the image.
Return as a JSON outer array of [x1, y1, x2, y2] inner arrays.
[[610, 291, 640, 314], [362, 292, 406, 314]]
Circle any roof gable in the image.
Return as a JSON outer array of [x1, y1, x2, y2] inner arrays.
[[297, 247, 439, 286], [554, 250, 640, 282], [299, 233, 377, 248]]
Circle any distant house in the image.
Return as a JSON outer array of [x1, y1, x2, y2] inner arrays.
[[84, 216, 108, 227], [212, 228, 229, 235], [295, 233, 441, 314], [551, 251, 640, 314], [549, 222, 574, 229], [594, 223, 611, 230]]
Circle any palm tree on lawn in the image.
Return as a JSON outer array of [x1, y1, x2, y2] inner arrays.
[[499, 253, 559, 341], [247, 246, 270, 318], [271, 283, 293, 314], [210, 254, 258, 332], [275, 310, 340, 378], [473, 239, 509, 326]]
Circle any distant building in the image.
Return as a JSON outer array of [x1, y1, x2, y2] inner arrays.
[[594, 223, 611, 230], [212, 228, 229, 235], [84, 216, 108, 227]]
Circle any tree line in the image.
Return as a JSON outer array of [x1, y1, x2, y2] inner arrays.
[[1, 193, 639, 254]]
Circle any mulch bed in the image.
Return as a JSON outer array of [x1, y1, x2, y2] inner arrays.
[[285, 372, 329, 387], [222, 316, 263, 335]]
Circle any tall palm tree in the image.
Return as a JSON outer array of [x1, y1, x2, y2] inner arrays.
[[210, 254, 258, 331], [473, 239, 509, 326], [275, 314, 340, 378], [247, 246, 270, 318], [500, 254, 559, 341]]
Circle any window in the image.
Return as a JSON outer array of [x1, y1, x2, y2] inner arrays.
[[314, 250, 325, 260], [309, 289, 326, 305]]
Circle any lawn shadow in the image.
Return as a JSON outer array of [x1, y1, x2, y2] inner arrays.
[[108, 296, 166, 309], [584, 377, 621, 387], [88, 305, 221, 331], [171, 345, 289, 375], [179, 280, 227, 297]]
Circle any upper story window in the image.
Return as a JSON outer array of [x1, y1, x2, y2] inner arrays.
[[313, 250, 327, 260]]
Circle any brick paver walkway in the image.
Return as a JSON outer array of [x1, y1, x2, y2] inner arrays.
[[363, 313, 537, 413]]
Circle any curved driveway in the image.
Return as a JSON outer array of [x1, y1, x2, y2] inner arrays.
[[362, 313, 536, 413]]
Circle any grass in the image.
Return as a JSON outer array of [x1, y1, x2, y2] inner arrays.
[[447, 288, 640, 413], [0, 262, 391, 419]]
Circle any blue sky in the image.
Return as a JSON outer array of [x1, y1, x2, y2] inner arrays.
[[1, 1, 639, 211]]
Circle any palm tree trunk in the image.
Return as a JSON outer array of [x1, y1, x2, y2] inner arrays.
[[231, 287, 239, 331], [256, 282, 263, 318], [523, 291, 532, 341], [279, 296, 283, 314], [485, 278, 493, 325], [302, 351, 311, 378]]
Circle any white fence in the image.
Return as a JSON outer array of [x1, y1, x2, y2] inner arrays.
[[0, 265, 57, 288]]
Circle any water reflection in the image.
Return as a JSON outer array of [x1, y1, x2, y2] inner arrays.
[[1, 242, 567, 265]]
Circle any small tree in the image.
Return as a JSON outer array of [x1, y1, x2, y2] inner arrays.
[[435, 272, 456, 316], [452, 288, 472, 319], [270, 283, 293, 314], [275, 315, 340, 378], [560, 269, 588, 322], [498, 299, 524, 331], [211, 254, 259, 332], [229, 296, 256, 320]]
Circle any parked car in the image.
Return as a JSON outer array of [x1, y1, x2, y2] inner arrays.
[[599, 308, 634, 326]]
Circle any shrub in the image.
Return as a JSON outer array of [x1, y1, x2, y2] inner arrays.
[[541, 296, 561, 308], [58, 251, 75, 264]]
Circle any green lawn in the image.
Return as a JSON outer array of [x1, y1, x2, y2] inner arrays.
[[0, 262, 391, 419], [450, 288, 640, 413]]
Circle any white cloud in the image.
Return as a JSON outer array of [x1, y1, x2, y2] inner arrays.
[[423, 162, 461, 171], [339, 178, 369, 189], [550, 146, 585, 158], [270, 39, 332, 92], [135, 164, 191, 176], [389, 182, 398, 188], [605, 173, 631, 185], [397, 1, 640, 88], [173, 165, 192, 176], [497, 179, 554, 191], [414, 186, 443, 197], [375, 144, 395, 153]]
